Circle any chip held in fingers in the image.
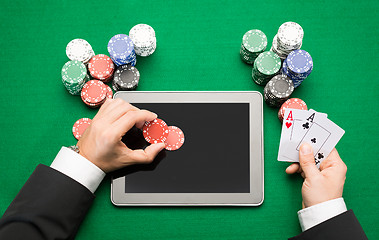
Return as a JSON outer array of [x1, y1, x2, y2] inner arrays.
[[142, 118, 169, 144], [142, 118, 185, 151]]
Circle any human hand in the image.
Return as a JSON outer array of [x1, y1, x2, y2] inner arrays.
[[77, 99, 165, 173], [285, 143, 347, 208]]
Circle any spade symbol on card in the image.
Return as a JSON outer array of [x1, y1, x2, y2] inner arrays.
[[317, 153, 324, 160], [302, 122, 310, 129], [311, 138, 316, 143]]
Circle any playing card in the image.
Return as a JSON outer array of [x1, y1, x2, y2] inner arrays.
[[277, 108, 312, 162], [288, 110, 328, 149], [283, 115, 345, 167], [309, 109, 327, 118]]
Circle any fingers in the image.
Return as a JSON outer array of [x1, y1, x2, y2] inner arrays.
[[286, 163, 300, 174], [320, 148, 337, 170], [93, 98, 116, 120], [320, 148, 347, 174], [299, 143, 320, 178], [135, 111, 152, 129], [94, 99, 139, 123], [112, 110, 157, 138], [127, 143, 166, 164]]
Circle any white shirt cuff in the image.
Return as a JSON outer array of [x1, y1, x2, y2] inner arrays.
[[298, 197, 347, 231], [50, 147, 106, 193]]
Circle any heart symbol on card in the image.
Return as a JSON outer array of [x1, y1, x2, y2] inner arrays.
[[285, 122, 292, 128]]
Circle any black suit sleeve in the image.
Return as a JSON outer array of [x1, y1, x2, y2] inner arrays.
[[289, 209, 368, 240], [0, 164, 95, 240]]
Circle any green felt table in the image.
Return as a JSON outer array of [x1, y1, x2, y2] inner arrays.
[[0, 0, 378, 239]]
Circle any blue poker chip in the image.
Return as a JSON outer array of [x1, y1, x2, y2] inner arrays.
[[108, 34, 134, 56], [286, 50, 313, 75], [291, 79, 303, 88], [282, 59, 289, 75], [282, 58, 305, 88], [107, 34, 136, 66]]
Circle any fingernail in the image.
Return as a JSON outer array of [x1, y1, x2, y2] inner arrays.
[[300, 143, 312, 155]]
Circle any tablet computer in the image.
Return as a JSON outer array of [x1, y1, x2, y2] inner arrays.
[[111, 91, 264, 206]]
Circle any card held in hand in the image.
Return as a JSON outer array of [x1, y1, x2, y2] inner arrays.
[[277, 109, 311, 162], [287, 110, 328, 149], [283, 112, 345, 168]]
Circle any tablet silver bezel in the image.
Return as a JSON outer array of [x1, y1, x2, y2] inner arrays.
[[111, 91, 264, 206]]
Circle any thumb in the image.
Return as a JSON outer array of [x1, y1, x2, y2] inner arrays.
[[299, 143, 320, 178], [128, 143, 165, 164]]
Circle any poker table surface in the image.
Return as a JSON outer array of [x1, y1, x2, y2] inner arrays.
[[0, 0, 378, 239]]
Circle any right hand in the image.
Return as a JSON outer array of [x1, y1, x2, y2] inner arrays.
[[286, 143, 347, 208], [77, 99, 165, 173]]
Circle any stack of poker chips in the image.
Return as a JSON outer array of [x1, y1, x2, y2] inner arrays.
[[107, 34, 137, 67], [88, 54, 115, 83], [112, 65, 140, 91], [61, 60, 89, 95], [66, 39, 95, 65], [271, 22, 304, 60], [252, 51, 281, 86], [61, 25, 158, 107], [282, 50, 313, 88], [264, 75, 294, 107], [81, 80, 113, 108], [240, 29, 267, 64], [129, 24, 157, 57]]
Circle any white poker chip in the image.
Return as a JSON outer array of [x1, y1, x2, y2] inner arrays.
[[129, 24, 157, 57], [66, 39, 95, 63], [277, 22, 304, 47]]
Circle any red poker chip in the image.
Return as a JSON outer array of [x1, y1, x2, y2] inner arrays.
[[278, 98, 307, 122], [165, 126, 185, 151], [88, 54, 115, 82], [72, 118, 92, 140], [81, 80, 107, 107], [142, 118, 169, 144], [106, 85, 113, 99], [81, 96, 106, 108]]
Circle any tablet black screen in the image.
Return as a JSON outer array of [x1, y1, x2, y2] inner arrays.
[[121, 103, 250, 193]]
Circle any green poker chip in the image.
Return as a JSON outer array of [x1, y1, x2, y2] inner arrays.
[[252, 51, 282, 86], [61, 60, 87, 84], [240, 29, 267, 65], [242, 29, 267, 53], [255, 51, 281, 75], [61, 60, 87, 95]]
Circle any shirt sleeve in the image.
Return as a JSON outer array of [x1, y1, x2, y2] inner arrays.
[[50, 147, 106, 193], [298, 197, 347, 231]]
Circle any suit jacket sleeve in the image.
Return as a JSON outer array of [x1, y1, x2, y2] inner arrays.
[[0, 164, 95, 240], [289, 209, 368, 240]]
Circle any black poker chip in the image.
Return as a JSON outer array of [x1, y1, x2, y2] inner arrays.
[[264, 74, 294, 107], [113, 64, 140, 90]]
